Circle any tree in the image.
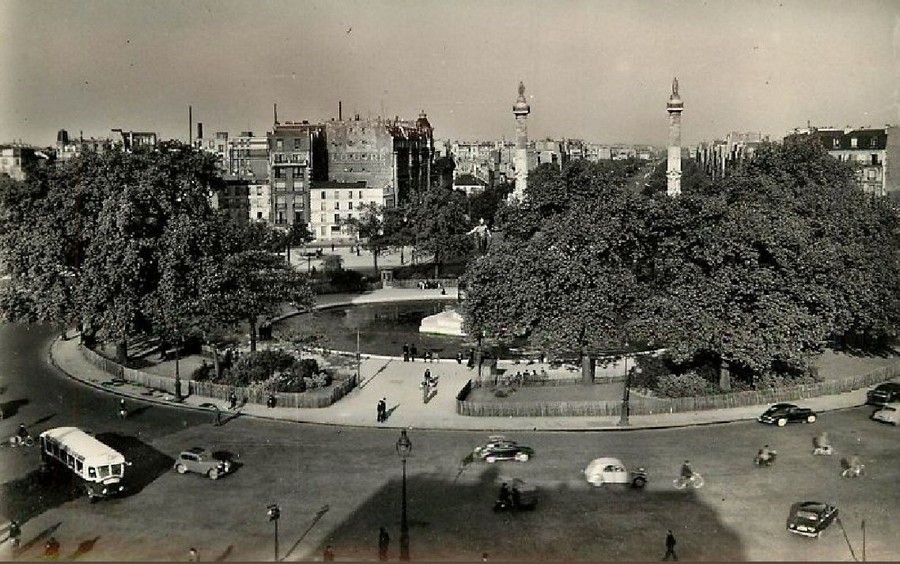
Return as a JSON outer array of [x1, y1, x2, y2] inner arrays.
[[278, 222, 314, 264], [0, 142, 223, 363], [408, 186, 472, 276], [342, 202, 391, 273]]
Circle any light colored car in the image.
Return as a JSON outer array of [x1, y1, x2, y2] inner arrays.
[[871, 402, 899, 425], [584, 457, 648, 488], [174, 447, 233, 480]]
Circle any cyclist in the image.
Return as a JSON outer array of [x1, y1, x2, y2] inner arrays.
[[757, 445, 773, 464], [680, 460, 693, 480], [16, 424, 29, 442]]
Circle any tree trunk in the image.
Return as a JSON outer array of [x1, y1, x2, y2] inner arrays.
[[719, 358, 732, 391], [248, 316, 258, 353], [373, 249, 379, 273], [116, 339, 128, 365], [581, 353, 595, 385]]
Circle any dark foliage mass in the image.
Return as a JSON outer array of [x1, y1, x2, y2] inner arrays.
[[0, 143, 313, 360], [463, 140, 900, 390]]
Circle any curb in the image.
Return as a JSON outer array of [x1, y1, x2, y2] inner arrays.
[[46, 335, 878, 434]]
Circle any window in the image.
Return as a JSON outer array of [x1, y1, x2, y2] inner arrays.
[[294, 139, 302, 150], [276, 140, 283, 150], [334, 202, 340, 210], [320, 202, 326, 210], [334, 191, 340, 199], [867, 169, 877, 180], [320, 214, 326, 223], [359, 191, 363, 199], [347, 202, 354, 210], [833, 139, 840, 149], [321, 191, 326, 199], [331, 225, 341, 232], [99, 466, 110, 478], [111, 463, 123, 476], [334, 213, 341, 223], [76, 459, 83, 472], [293, 167, 302, 177], [872, 154, 881, 165], [294, 211, 303, 223], [850, 138, 858, 148], [88, 467, 97, 478], [321, 226, 327, 235], [257, 212, 263, 220], [274, 168, 284, 179], [870, 137, 878, 148]]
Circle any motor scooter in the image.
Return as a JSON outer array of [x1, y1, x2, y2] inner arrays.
[[753, 451, 777, 467], [812, 445, 833, 456]]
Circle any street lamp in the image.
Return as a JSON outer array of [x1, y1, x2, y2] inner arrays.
[[174, 334, 183, 402], [267, 503, 281, 562], [618, 342, 631, 427], [396, 430, 412, 561]]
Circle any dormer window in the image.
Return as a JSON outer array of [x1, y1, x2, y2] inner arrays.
[[850, 138, 858, 148]]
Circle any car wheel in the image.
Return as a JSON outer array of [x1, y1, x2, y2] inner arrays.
[[590, 475, 603, 486], [485, 456, 496, 464], [517, 453, 530, 462], [208, 469, 219, 480], [806, 415, 817, 423], [175, 464, 187, 474], [777, 418, 787, 427], [633, 476, 647, 488]]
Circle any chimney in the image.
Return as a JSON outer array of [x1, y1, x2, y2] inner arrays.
[[274, 103, 278, 125], [189, 105, 193, 145], [197, 122, 203, 140], [339, 100, 342, 121]]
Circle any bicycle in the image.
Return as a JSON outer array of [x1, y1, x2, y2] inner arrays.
[[673, 473, 705, 489]]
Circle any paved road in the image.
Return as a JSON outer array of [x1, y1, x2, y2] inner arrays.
[[3, 324, 900, 561]]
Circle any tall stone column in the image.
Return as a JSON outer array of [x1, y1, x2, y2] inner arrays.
[[511, 82, 531, 201], [666, 77, 684, 197]]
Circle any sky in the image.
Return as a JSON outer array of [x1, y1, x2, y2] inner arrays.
[[2, 0, 899, 147]]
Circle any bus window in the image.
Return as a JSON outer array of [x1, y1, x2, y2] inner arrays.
[[52, 442, 60, 457], [88, 467, 97, 479], [67, 454, 75, 468], [75, 460, 83, 472], [98, 466, 110, 479], [111, 464, 123, 476]]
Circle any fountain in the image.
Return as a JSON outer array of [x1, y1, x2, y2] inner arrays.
[[418, 305, 467, 337]]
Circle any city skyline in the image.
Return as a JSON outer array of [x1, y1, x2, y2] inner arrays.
[[2, 0, 898, 147]]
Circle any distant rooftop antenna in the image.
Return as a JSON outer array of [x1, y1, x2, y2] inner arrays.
[[189, 105, 193, 145]]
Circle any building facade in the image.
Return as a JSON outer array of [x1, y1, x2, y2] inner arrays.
[[268, 121, 327, 226]]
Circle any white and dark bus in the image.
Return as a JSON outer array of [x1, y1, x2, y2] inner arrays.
[[39, 427, 128, 502]]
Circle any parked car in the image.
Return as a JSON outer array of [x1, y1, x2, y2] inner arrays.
[[474, 436, 534, 463], [786, 501, 838, 538], [866, 383, 900, 407], [757, 403, 817, 426], [174, 447, 233, 480], [584, 457, 647, 488], [871, 402, 899, 426]]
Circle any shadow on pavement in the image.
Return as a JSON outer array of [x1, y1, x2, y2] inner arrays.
[[94, 433, 174, 496], [283, 504, 330, 560], [0, 399, 29, 419], [318, 465, 746, 561], [213, 544, 234, 562], [67, 536, 100, 560], [1, 466, 83, 524]]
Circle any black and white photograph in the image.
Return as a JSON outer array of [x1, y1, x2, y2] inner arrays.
[[1, 0, 899, 561]]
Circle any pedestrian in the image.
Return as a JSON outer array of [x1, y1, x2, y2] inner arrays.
[[8, 520, 20, 548], [539, 351, 546, 364], [266, 394, 277, 408], [434, 351, 440, 363], [456, 352, 463, 364], [331, 242, 335, 252], [213, 404, 221, 426], [410, 344, 417, 362], [467, 349, 475, 369], [323, 545, 335, 561], [44, 536, 60, 560], [402, 343, 410, 362], [663, 530, 678, 561], [188, 547, 199, 562], [378, 527, 390, 561], [228, 390, 238, 410], [377, 398, 386, 423]]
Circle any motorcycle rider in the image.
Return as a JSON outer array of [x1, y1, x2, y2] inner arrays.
[[757, 444, 773, 464], [813, 431, 831, 454], [14, 424, 29, 445], [497, 482, 512, 507], [118, 398, 128, 419]]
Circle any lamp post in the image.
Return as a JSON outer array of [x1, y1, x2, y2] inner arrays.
[[267, 503, 281, 562], [174, 334, 183, 402], [618, 342, 631, 427], [396, 430, 412, 561]]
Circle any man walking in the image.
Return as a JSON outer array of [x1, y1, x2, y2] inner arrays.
[[7, 520, 21, 549], [663, 530, 678, 561], [212, 404, 222, 426], [378, 527, 390, 561], [402, 343, 410, 362], [377, 398, 386, 423]]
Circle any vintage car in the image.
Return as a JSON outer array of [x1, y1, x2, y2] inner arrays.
[[174, 447, 233, 480], [473, 436, 533, 463], [871, 402, 899, 426], [583, 457, 648, 488], [757, 403, 817, 426], [786, 501, 838, 538], [866, 383, 900, 407]]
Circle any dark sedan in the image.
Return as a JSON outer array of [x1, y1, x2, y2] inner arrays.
[[757, 403, 818, 426], [786, 501, 838, 538], [476, 442, 534, 463], [866, 382, 900, 407]]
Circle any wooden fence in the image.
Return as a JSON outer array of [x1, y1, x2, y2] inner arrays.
[[456, 361, 900, 417], [80, 344, 358, 409], [388, 278, 459, 289]]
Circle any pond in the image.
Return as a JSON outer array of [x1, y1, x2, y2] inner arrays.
[[275, 300, 527, 359]]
